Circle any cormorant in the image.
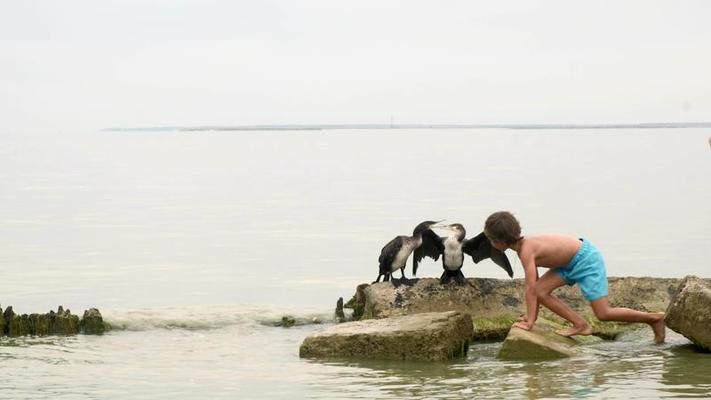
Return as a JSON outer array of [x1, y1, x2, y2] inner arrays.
[[375, 220, 443, 285], [434, 223, 514, 284]]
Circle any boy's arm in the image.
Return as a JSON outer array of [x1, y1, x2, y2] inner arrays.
[[514, 252, 539, 330]]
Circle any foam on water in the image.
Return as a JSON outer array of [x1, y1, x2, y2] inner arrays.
[[101, 305, 338, 331]]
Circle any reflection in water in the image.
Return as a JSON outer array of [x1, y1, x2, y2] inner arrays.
[[302, 331, 711, 399], [661, 345, 711, 397]]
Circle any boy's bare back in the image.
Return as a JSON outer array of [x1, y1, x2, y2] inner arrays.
[[518, 234, 583, 269]]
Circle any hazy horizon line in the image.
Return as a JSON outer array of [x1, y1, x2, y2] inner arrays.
[[102, 122, 711, 132]]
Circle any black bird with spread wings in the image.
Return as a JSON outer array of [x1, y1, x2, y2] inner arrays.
[[375, 220, 444, 285], [433, 223, 513, 284]]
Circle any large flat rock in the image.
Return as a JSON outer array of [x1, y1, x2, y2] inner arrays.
[[497, 319, 601, 360], [665, 276, 711, 351], [346, 277, 702, 340], [299, 311, 472, 361]]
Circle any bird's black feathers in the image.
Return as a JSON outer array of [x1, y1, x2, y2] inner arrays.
[[378, 236, 401, 265], [413, 229, 443, 276], [462, 232, 514, 278], [374, 221, 443, 284], [377, 236, 403, 278]]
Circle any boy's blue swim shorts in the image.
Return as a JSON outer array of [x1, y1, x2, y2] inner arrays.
[[555, 239, 608, 301]]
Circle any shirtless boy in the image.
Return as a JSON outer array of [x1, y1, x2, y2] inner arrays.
[[484, 211, 665, 343]]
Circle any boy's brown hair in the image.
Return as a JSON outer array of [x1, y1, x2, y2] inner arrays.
[[484, 211, 522, 245]]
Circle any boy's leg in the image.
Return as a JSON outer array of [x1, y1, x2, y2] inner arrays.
[[536, 270, 592, 336], [590, 297, 665, 343]]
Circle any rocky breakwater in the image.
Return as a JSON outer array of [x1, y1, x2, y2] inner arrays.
[[0, 306, 107, 336], [665, 276, 711, 351], [344, 277, 691, 340], [300, 311, 472, 361]]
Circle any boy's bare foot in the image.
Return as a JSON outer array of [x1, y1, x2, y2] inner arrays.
[[555, 324, 593, 337], [649, 312, 666, 344], [513, 321, 533, 331]]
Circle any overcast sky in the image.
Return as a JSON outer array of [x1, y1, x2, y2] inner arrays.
[[1, 1, 710, 133]]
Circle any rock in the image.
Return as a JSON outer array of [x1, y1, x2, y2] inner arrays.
[[344, 277, 697, 340], [299, 311, 472, 361], [473, 315, 518, 340], [10, 314, 32, 337], [357, 278, 524, 326], [81, 308, 106, 335], [497, 319, 600, 360], [343, 283, 368, 320], [28, 313, 50, 335], [0, 305, 98, 337], [51, 306, 80, 335], [335, 297, 346, 323], [665, 276, 711, 351], [280, 315, 296, 328], [2, 306, 13, 323], [3, 306, 28, 337]]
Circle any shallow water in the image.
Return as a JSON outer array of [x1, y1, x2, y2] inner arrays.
[[1, 128, 710, 397], [1, 319, 710, 399]]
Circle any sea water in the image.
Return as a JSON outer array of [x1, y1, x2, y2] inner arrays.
[[1, 128, 709, 398]]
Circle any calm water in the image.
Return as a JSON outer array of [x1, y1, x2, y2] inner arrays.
[[1, 128, 710, 398]]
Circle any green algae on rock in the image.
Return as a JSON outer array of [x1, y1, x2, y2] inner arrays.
[[0, 306, 106, 337], [472, 315, 518, 340], [81, 308, 106, 335]]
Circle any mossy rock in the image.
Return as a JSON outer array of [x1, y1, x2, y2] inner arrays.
[[587, 317, 631, 340], [472, 315, 517, 341], [0, 307, 5, 336], [343, 283, 369, 320], [539, 310, 633, 340], [81, 308, 106, 335], [28, 314, 51, 335], [0, 306, 100, 337], [9, 315, 32, 337], [48, 308, 81, 335], [280, 316, 296, 328]]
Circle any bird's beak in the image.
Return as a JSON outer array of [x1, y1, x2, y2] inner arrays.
[[429, 220, 446, 229], [432, 222, 454, 230]]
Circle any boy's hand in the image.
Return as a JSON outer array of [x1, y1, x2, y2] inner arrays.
[[514, 321, 533, 331]]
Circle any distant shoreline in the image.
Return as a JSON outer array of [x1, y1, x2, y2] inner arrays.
[[102, 122, 711, 132]]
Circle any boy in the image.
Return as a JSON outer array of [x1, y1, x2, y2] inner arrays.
[[484, 211, 665, 343]]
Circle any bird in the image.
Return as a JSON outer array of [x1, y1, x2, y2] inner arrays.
[[375, 220, 444, 285], [434, 223, 513, 285]]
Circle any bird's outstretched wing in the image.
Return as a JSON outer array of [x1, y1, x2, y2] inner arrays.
[[413, 229, 443, 276], [462, 232, 514, 278]]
